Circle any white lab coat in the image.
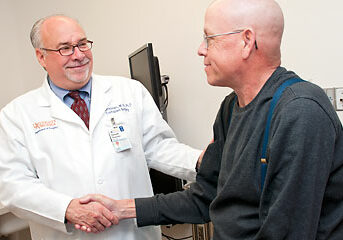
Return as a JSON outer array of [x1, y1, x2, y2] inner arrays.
[[0, 74, 200, 240]]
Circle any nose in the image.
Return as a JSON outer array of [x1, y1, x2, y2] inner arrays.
[[198, 40, 207, 57], [71, 46, 86, 60]]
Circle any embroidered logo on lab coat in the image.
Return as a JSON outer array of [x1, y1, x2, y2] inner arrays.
[[33, 120, 58, 134], [105, 103, 132, 115]]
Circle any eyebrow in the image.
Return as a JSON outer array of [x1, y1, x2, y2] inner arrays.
[[56, 37, 88, 48]]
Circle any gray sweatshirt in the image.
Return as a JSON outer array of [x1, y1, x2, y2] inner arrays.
[[136, 67, 343, 239]]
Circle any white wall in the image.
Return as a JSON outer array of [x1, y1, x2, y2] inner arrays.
[[1, 0, 342, 152], [277, 0, 343, 119]]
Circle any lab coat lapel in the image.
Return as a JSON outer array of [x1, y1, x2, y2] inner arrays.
[[40, 79, 87, 129], [89, 75, 112, 132]]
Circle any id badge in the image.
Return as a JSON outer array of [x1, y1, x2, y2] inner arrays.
[[108, 118, 132, 152]]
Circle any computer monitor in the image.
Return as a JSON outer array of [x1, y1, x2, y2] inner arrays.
[[128, 43, 183, 194], [128, 43, 162, 109]]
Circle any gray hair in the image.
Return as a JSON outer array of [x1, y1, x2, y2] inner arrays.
[[30, 14, 79, 49]]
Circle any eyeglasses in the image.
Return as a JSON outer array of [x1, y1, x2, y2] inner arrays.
[[203, 30, 258, 49], [40, 40, 93, 56]]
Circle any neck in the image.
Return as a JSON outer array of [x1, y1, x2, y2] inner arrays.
[[234, 66, 277, 107]]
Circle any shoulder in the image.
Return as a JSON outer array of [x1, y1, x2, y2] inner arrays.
[[276, 80, 341, 134], [1, 87, 43, 114], [92, 74, 144, 89], [92, 74, 152, 105]]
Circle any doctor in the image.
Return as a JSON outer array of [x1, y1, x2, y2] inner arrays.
[[0, 15, 201, 240]]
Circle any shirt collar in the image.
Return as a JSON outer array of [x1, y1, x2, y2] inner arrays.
[[47, 75, 92, 100]]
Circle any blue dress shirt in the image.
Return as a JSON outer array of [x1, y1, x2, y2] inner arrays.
[[47, 76, 92, 111]]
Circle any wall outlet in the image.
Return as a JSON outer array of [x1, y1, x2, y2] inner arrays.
[[335, 88, 343, 110]]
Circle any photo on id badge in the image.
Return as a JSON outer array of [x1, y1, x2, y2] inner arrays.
[[108, 117, 132, 152]]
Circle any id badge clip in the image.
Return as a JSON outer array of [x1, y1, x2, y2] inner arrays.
[[108, 118, 132, 152]]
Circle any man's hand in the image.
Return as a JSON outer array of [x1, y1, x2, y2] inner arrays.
[[65, 198, 119, 233], [74, 194, 136, 232]]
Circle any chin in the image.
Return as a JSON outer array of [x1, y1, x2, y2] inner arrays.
[[206, 77, 219, 86], [66, 70, 90, 84]]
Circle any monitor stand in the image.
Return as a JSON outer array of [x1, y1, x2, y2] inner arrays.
[[149, 76, 184, 194]]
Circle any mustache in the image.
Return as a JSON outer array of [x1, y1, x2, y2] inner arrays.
[[65, 58, 90, 68]]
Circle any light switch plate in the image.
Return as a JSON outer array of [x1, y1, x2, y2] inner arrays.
[[325, 88, 335, 108], [335, 88, 343, 111]]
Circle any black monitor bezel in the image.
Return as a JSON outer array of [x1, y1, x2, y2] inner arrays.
[[128, 43, 162, 108]]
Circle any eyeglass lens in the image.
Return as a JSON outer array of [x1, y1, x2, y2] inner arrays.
[[59, 41, 92, 56]]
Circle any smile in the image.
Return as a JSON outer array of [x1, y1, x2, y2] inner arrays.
[[66, 62, 89, 70]]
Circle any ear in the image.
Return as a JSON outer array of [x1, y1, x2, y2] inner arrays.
[[35, 48, 47, 70], [241, 29, 256, 59]]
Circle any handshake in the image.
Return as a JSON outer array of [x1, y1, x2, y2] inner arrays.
[[65, 194, 135, 233]]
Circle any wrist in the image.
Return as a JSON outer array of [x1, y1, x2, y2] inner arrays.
[[65, 199, 76, 223], [117, 199, 136, 220]]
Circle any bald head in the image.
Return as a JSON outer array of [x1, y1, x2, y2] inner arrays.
[[207, 0, 284, 63]]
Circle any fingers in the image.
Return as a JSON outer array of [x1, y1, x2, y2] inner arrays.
[[90, 219, 105, 232], [111, 215, 120, 225], [73, 207, 119, 233], [66, 198, 111, 233], [75, 223, 94, 233], [79, 194, 92, 204], [74, 216, 115, 233], [75, 224, 92, 233], [95, 212, 112, 229], [70, 196, 120, 234], [82, 225, 92, 233], [87, 202, 116, 231], [79, 194, 114, 212], [93, 202, 120, 227], [83, 224, 97, 233], [102, 205, 119, 225], [79, 194, 106, 207]]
